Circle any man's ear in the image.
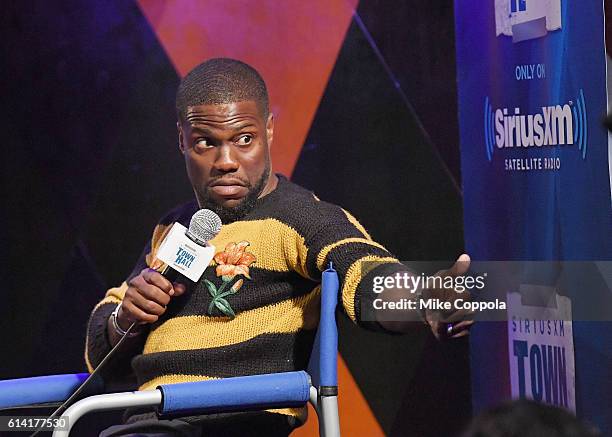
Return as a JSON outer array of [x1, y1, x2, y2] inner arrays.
[[177, 121, 185, 154], [266, 113, 274, 149]]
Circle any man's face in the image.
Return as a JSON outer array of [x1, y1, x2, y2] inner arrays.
[[178, 100, 274, 223]]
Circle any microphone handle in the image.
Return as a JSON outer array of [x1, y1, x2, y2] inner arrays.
[[161, 265, 181, 283]]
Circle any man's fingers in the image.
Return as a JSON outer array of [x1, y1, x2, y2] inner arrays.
[[130, 292, 166, 317], [129, 276, 172, 307], [448, 253, 471, 277], [432, 253, 471, 280], [452, 320, 474, 331], [429, 303, 476, 324], [451, 330, 470, 339], [141, 268, 174, 294], [121, 300, 159, 324], [119, 269, 187, 328], [445, 320, 474, 338], [172, 282, 187, 296], [444, 307, 476, 323], [429, 319, 474, 340]]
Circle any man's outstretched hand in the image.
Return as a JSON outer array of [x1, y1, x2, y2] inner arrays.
[[376, 254, 475, 339], [424, 254, 475, 340]]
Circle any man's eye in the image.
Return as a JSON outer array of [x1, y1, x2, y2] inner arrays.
[[236, 135, 253, 146], [195, 138, 212, 149]]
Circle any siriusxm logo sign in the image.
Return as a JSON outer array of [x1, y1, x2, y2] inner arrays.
[[175, 246, 196, 268], [483, 90, 588, 162]]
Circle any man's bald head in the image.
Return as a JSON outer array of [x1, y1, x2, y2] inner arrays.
[[175, 58, 269, 122]]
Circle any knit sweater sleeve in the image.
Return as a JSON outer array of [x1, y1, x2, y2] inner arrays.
[[84, 209, 186, 377], [301, 198, 407, 328], [84, 247, 149, 378]]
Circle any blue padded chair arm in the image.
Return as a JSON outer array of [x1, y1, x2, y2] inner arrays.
[[158, 371, 310, 417], [308, 266, 339, 388], [319, 266, 339, 387], [0, 373, 94, 408]]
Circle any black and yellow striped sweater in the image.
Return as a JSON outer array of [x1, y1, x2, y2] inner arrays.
[[85, 175, 402, 425]]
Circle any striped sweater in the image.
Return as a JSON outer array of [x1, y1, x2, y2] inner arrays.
[[85, 175, 403, 425]]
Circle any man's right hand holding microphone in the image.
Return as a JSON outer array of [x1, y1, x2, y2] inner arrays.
[[107, 268, 186, 346]]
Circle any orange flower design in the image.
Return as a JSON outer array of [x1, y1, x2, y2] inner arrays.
[[214, 241, 256, 279]]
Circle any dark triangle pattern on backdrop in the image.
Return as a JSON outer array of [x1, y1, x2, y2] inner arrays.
[[355, 0, 462, 186]]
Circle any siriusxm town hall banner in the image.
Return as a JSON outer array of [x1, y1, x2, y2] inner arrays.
[[455, 0, 611, 432]]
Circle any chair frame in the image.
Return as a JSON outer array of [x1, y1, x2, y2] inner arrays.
[[0, 265, 341, 437]]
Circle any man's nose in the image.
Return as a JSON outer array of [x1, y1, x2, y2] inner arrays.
[[213, 144, 239, 173]]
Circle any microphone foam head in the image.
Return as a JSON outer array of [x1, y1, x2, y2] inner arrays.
[[188, 209, 222, 243]]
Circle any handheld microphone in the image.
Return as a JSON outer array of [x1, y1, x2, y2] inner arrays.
[[157, 209, 222, 283]]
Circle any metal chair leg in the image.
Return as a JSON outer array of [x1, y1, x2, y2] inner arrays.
[[52, 391, 162, 437]]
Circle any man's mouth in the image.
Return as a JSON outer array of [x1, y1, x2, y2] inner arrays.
[[208, 179, 248, 198]]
